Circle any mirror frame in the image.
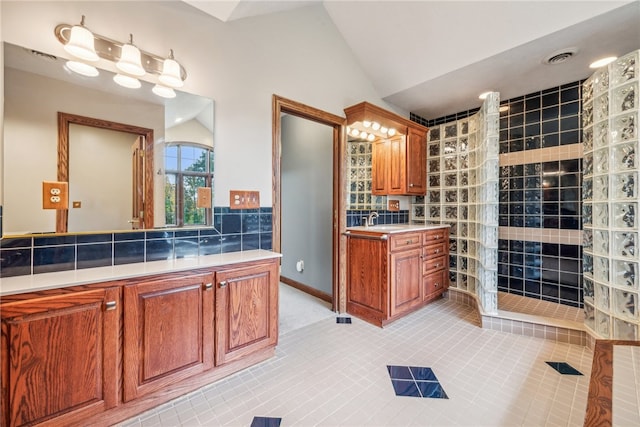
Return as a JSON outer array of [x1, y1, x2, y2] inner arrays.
[[57, 112, 155, 233]]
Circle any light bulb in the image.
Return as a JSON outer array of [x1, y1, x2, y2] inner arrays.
[[363, 120, 371, 128], [159, 49, 184, 88], [380, 126, 388, 134], [351, 128, 360, 137], [113, 73, 141, 89], [589, 56, 617, 68], [367, 134, 375, 141], [387, 128, 396, 136], [371, 122, 381, 131], [64, 16, 99, 62], [65, 60, 99, 77], [116, 35, 145, 77], [359, 131, 367, 139]]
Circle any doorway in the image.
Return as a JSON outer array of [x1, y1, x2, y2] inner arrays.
[[272, 96, 346, 312]]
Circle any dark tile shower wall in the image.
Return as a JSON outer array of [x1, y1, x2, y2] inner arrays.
[[412, 81, 584, 308], [0, 207, 273, 278]]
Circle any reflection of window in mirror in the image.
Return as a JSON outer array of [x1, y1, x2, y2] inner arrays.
[[164, 143, 214, 227]]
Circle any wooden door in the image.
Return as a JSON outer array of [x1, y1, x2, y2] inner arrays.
[[388, 136, 407, 194], [390, 248, 422, 316], [1, 288, 119, 427], [123, 273, 214, 401], [215, 262, 278, 366], [131, 136, 145, 229], [371, 140, 389, 195], [406, 128, 427, 195], [346, 235, 388, 322]]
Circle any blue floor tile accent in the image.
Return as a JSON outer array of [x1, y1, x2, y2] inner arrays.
[[336, 317, 352, 324], [387, 365, 448, 399], [250, 416, 282, 427], [545, 361, 583, 376]]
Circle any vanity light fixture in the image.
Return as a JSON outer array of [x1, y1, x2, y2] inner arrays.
[[63, 15, 99, 62], [351, 128, 360, 137], [55, 16, 187, 95], [387, 128, 396, 136], [363, 120, 371, 128], [589, 56, 617, 68], [116, 34, 146, 77], [367, 133, 375, 141], [371, 122, 381, 131]]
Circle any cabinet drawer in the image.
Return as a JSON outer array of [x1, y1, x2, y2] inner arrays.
[[424, 242, 446, 257], [424, 228, 447, 243], [390, 232, 422, 251], [423, 255, 447, 274], [424, 269, 447, 299]]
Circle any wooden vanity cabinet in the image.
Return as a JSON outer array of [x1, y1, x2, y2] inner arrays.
[[123, 273, 215, 402], [215, 262, 279, 366], [346, 228, 449, 327], [1, 287, 120, 427]]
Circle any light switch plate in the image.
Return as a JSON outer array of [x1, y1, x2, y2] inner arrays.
[[196, 187, 212, 208], [42, 181, 69, 209], [388, 199, 400, 211], [230, 190, 260, 209]]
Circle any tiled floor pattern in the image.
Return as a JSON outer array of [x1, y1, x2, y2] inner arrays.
[[498, 291, 584, 323], [613, 345, 640, 426], [387, 365, 448, 399], [119, 298, 594, 426], [278, 283, 334, 335], [546, 362, 583, 376]]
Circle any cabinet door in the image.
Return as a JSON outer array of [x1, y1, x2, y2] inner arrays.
[[215, 262, 278, 366], [123, 274, 214, 401], [406, 128, 427, 195], [388, 137, 407, 194], [347, 236, 388, 318], [371, 140, 389, 195], [390, 248, 422, 316], [1, 288, 119, 427]]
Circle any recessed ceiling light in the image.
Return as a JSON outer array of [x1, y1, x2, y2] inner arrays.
[[589, 56, 617, 68], [478, 91, 492, 100]]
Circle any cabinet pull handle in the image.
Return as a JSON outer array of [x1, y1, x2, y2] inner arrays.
[[204, 283, 213, 290], [436, 264, 442, 268], [435, 249, 440, 254], [406, 240, 411, 244], [105, 301, 116, 311], [219, 280, 228, 288]]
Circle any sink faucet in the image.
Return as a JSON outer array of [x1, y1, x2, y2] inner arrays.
[[362, 211, 379, 227]]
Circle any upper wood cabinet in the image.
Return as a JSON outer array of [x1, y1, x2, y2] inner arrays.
[[1, 287, 120, 427], [344, 101, 428, 196]]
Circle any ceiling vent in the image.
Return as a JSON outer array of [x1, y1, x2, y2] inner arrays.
[[543, 48, 578, 65]]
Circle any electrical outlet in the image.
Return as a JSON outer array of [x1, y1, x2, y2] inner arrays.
[[42, 181, 69, 209], [229, 190, 260, 209]]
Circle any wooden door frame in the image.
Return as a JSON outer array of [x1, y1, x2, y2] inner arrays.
[[272, 95, 346, 312], [57, 112, 154, 233]]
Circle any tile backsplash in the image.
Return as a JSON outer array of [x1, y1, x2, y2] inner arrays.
[[0, 207, 273, 278]]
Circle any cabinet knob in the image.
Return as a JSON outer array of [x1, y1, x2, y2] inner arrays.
[[406, 240, 411, 244], [105, 301, 117, 311], [435, 282, 440, 288], [204, 283, 213, 290], [409, 183, 414, 187], [435, 249, 441, 254], [219, 280, 228, 288], [436, 264, 442, 268]]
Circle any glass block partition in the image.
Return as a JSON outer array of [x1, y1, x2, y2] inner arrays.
[[582, 49, 640, 340], [347, 140, 387, 210], [412, 94, 500, 314]]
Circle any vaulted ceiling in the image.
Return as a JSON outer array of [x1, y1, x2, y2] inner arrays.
[[184, 0, 640, 119]]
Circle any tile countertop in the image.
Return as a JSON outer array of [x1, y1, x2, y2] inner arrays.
[[0, 249, 282, 297], [345, 224, 450, 234]]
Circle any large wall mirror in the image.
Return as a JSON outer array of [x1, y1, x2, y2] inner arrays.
[[2, 42, 214, 237]]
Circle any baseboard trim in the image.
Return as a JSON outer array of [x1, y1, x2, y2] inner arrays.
[[280, 276, 332, 304]]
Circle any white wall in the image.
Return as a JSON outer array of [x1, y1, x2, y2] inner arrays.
[[1, 1, 388, 209], [281, 115, 334, 295], [166, 119, 213, 147]]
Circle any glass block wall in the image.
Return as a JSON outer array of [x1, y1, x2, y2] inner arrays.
[[347, 139, 387, 210], [412, 94, 500, 314], [582, 49, 639, 339]]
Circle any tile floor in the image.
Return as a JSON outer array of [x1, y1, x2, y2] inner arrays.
[[119, 289, 595, 427]]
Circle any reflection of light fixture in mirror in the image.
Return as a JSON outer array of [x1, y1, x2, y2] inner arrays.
[[64, 15, 99, 62], [65, 60, 99, 77], [159, 49, 184, 88], [367, 133, 375, 141], [116, 34, 145, 77], [113, 73, 141, 89], [152, 84, 176, 98]]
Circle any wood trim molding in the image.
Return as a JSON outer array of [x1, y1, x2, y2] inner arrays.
[[272, 95, 346, 312], [57, 112, 154, 233], [280, 276, 332, 304], [584, 339, 640, 427]]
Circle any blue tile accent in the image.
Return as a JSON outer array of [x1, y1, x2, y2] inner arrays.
[[0, 206, 272, 277], [387, 365, 448, 399], [336, 317, 352, 324], [546, 362, 583, 376], [250, 417, 282, 427], [221, 213, 242, 234]]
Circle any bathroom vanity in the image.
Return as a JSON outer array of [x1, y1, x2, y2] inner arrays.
[[0, 250, 280, 427], [345, 224, 449, 327]]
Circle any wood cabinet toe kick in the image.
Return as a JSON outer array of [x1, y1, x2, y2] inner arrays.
[[346, 226, 450, 327], [0, 257, 279, 427]]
